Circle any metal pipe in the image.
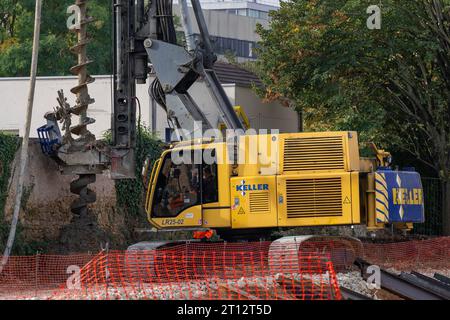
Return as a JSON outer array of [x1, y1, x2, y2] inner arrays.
[[115, 0, 123, 91], [136, 0, 144, 28], [203, 69, 245, 130], [190, 0, 216, 66], [179, 0, 195, 52]]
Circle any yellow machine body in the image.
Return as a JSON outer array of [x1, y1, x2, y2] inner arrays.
[[144, 131, 420, 236]]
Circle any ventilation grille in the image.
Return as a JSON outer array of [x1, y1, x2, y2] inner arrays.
[[283, 136, 345, 172], [249, 192, 270, 213], [286, 178, 343, 218]]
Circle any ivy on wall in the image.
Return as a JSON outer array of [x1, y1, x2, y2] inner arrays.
[[104, 125, 164, 218], [115, 126, 164, 217], [0, 133, 20, 250], [0, 127, 164, 253], [0, 133, 20, 219]]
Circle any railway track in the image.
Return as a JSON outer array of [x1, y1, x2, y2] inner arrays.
[[340, 286, 374, 300], [340, 258, 450, 300]]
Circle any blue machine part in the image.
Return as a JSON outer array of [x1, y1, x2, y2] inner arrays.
[[37, 125, 60, 156], [375, 169, 425, 223]]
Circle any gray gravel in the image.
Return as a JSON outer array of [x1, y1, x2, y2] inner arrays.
[[18, 268, 450, 300], [336, 271, 379, 299]]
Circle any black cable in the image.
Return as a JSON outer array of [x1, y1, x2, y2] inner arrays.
[[156, 0, 177, 44], [149, 78, 167, 109]]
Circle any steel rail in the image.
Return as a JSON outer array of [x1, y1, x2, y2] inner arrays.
[[355, 258, 447, 300], [434, 273, 450, 286], [340, 287, 373, 300], [406, 271, 450, 299]]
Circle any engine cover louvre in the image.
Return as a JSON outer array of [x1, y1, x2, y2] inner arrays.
[[249, 192, 270, 213], [283, 136, 345, 172], [285, 177, 343, 218]]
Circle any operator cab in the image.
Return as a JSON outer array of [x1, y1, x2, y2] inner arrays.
[[144, 147, 221, 228]]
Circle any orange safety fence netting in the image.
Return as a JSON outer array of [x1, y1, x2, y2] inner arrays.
[[0, 253, 95, 299], [0, 237, 449, 300], [362, 236, 450, 271], [1, 242, 341, 300]]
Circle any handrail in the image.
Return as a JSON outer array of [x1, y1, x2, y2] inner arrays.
[[145, 158, 161, 213]]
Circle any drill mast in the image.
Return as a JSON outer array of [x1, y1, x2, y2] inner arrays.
[[41, 0, 245, 217]]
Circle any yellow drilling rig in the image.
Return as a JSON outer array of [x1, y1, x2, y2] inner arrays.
[[38, 0, 424, 261]]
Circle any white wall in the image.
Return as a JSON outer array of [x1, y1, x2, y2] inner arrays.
[[0, 75, 163, 139], [0, 75, 116, 139], [0, 75, 297, 140]]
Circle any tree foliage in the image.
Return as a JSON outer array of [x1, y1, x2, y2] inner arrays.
[[0, 0, 112, 76], [256, 0, 450, 179], [256, 0, 450, 234], [0, 133, 20, 221], [0, 0, 21, 39], [114, 126, 164, 218], [0, 133, 20, 252]]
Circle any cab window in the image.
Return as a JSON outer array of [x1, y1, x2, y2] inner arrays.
[[202, 150, 218, 204], [152, 151, 200, 217]]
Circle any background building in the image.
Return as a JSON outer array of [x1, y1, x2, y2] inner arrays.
[[180, 0, 280, 20], [0, 63, 299, 141], [0, 2, 295, 140], [173, 0, 280, 60]]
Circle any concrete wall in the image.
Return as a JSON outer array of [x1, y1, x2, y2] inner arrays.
[[0, 75, 298, 139], [3, 140, 125, 253]]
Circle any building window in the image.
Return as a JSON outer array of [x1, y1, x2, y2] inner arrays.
[[237, 9, 247, 16], [248, 9, 259, 18], [207, 34, 257, 59], [165, 128, 174, 143], [214, 8, 270, 20]]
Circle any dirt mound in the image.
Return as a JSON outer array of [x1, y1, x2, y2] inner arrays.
[[56, 212, 108, 254]]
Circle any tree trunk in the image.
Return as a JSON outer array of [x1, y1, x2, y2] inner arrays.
[[442, 179, 450, 236], [0, 0, 42, 273]]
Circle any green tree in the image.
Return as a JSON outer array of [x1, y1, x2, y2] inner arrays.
[[0, 0, 21, 40], [0, 0, 112, 76], [255, 0, 450, 234]]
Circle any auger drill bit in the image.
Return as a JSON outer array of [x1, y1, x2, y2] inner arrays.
[[69, 0, 96, 217], [70, 174, 97, 217], [69, 0, 96, 142]]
